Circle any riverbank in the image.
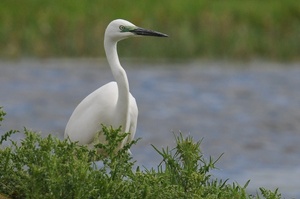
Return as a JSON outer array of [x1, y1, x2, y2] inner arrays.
[[1, 1, 300, 60]]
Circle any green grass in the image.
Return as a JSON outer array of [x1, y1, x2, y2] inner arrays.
[[0, 0, 299, 61], [0, 107, 282, 198]]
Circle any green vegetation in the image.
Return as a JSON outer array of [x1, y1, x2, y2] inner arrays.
[[0, 107, 282, 198], [0, 0, 299, 60]]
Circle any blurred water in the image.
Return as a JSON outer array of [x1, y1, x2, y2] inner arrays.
[[0, 59, 300, 198]]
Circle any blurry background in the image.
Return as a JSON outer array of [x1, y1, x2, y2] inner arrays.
[[1, 0, 299, 60], [1, 0, 300, 198]]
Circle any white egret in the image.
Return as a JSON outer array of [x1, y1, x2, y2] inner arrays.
[[64, 19, 168, 154]]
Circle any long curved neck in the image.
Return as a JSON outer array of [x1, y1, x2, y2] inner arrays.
[[104, 38, 130, 130]]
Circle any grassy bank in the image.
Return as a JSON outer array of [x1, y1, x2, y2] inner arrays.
[[0, 0, 299, 61], [0, 107, 282, 198]]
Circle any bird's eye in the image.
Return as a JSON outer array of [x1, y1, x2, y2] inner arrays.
[[119, 25, 125, 31]]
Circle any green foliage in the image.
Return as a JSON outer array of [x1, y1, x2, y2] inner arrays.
[[0, 107, 6, 124], [258, 188, 281, 199], [0, 108, 282, 198], [0, 0, 299, 60]]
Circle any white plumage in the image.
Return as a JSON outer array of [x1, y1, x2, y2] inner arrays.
[[64, 19, 168, 153]]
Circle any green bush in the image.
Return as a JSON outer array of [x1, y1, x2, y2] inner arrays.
[[0, 107, 281, 198]]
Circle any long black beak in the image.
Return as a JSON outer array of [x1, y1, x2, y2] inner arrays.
[[130, 27, 168, 37]]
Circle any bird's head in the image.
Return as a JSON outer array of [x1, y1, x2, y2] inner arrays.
[[104, 19, 168, 42]]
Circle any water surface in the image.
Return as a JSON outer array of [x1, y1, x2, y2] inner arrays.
[[0, 59, 299, 198]]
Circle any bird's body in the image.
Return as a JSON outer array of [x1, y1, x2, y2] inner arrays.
[[64, 19, 167, 153], [65, 82, 137, 150]]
